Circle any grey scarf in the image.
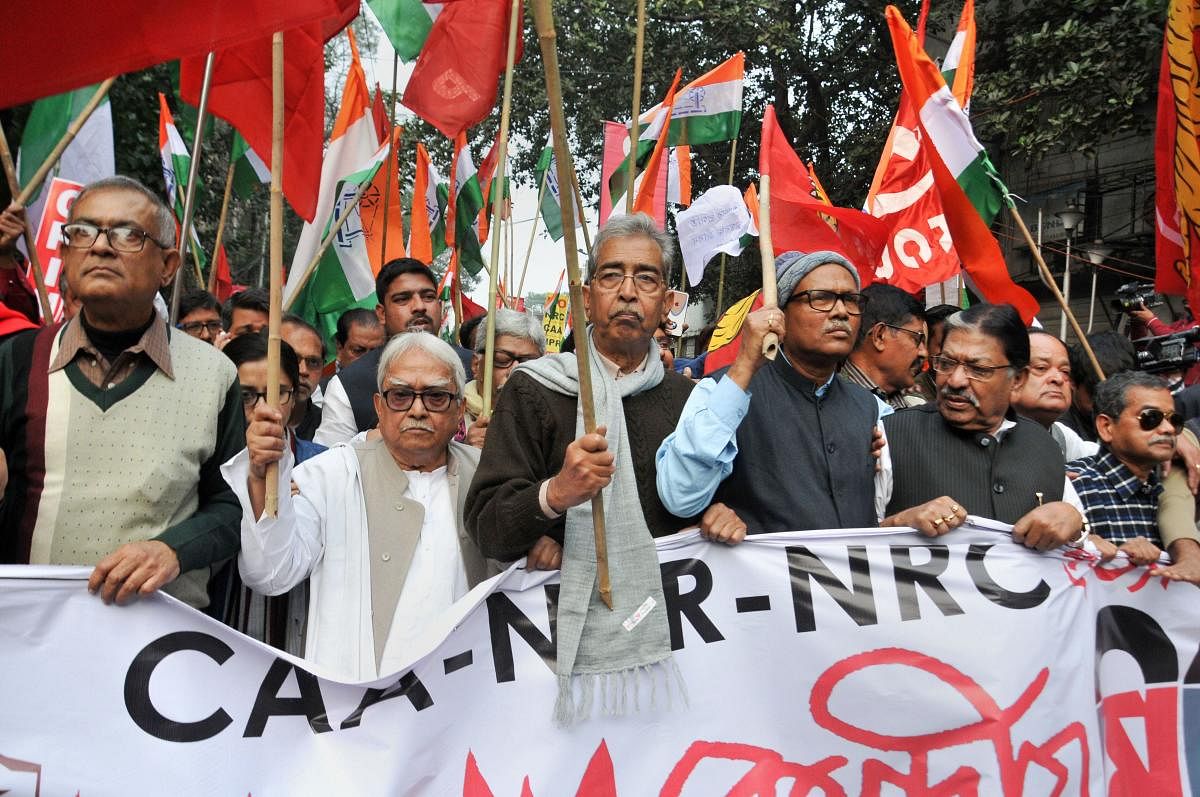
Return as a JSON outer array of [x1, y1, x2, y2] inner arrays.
[[519, 328, 685, 724]]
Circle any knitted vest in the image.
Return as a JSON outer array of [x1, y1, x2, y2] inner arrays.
[[26, 327, 236, 606], [883, 404, 1065, 524], [713, 357, 879, 533]]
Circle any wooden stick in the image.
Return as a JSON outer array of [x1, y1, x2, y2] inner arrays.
[[264, 32, 285, 518], [515, 168, 548, 301], [379, 53, 400, 267], [480, 0, 522, 418], [171, 51, 215, 323], [17, 79, 116, 207], [758, 174, 778, 359], [532, 0, 613, 610], [282, 183, 370, 312], [1006, 204, 1104, 380], [624, 0, 646, 214], [715, 137, 738, 316], [208, 159, 236, 293], [0, 122, 53, 321]]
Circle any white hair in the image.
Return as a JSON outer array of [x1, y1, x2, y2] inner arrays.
[[473, 307, 546, 353], [376, 331, 466, 395]]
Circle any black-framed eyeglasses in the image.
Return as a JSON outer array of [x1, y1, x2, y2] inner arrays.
[[786, 289, 867, 315], [881, 323, 926, 347], [381, 388, 460, 413], [487, 349, 540, 369], [240, 387, 294, 408], [179, 320, 224, 336], [591, 270, 664, 293], [1135, 408, 1184, 434], [62, 222, 169, 253], [929, 355, 1012, 381]]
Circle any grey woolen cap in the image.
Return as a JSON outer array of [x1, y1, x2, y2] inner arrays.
[[775, 250, 860, 301]]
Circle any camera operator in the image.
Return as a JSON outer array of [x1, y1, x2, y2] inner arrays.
[[1130, 298, 1200, 387]]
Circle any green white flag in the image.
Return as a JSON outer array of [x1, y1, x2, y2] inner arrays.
[[535, 134, 582, 242], [231, 132, 271, 199], [366, 0, 440, 62], [452, 133, 485, 276], [18, 83, 114, 205]]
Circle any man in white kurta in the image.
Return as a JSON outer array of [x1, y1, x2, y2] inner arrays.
[[222, 333, 488, 681]]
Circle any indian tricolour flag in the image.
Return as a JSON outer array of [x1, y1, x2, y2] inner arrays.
[[886, 4, 1038, 321], [230, 131, 270, 200], [286, 29, 378, 307], [408, 142, 448, 263], [535, 133, 582, 241], [287, 138, 390, 348], [18, 82, 114, 225], [450, 133, 485, 276], [366, 0, 441, 62], [157, 93, 206, 267], [608, 52, 745, 208], [940, 0, 976, 111]]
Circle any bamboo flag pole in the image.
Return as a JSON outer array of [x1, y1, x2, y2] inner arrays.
[[532, 0, 613, 609], [480, 0, 522, 418], [515, 169, 549, 301], [715, 137, 738, 316], [170, 51, 216, 323], [264, 32, 285, 518], [379, 53, 400, 266], [1006, 204, 1105, 380], [208, 159, 236, 293], [0, 123, 53, 321], [16, 79, 116, 207], [758, 174, 778, 360], [624, 0, 647, 214], [282, 183, 370, 312]]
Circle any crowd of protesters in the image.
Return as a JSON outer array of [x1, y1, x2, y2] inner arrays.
[[1, 175, 1197, 679]]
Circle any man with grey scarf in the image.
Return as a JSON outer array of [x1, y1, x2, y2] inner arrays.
[[465, 213, 700, 723]]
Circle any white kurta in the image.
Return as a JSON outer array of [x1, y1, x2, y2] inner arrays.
[[221, 445, 469, 681]]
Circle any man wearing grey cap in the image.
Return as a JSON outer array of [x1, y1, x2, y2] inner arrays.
[[655, 250, 885, 540]]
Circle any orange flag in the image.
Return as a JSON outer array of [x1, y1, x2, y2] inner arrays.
[[632, 69, 682, 222]]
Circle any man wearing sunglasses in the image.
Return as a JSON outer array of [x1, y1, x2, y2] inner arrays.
[[1068, 371, 1200, 581], [656, 249, 883, 540], [0, 176, 244, 609], [839, 283, 928, 410], [879, 304, 1087, 550], [224, 332, 488, 680]]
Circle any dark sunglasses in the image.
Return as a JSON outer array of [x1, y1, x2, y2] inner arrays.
[[1135, 408, 1184, 433]]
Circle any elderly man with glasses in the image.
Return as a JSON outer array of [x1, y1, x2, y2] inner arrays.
[[877, 303, 1088, 550], [462, 307, 545, 448], [1067, 371, 1200, 581], [0, 176, 244, 609], [223, 332, 487, 680], [656, 250, 886, 541]]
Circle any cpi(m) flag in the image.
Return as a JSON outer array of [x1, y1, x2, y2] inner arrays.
[[1154, 0, 1200, 307], [0, 0, 358, 109], [760, 104, 890, 285], [401, 0, 524, 138], [179, 3, 358, 223], [886, 5, 1039, 322], [285, 29, 379, 305]]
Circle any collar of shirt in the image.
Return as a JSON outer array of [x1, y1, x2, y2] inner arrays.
[[49, 313, 174, 379], [595, 349, 649, 381], [1093, 447, 1163, 500], [779, 349, 837, 397]]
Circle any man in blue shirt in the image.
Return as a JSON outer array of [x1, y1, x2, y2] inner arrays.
[[655, 250, 886, 541]]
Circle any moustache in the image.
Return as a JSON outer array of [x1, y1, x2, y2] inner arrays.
[[1150, 434, 1176, 447], [400, 421, 436, 433], [406, 313, 432, 328], [609, 304, 644, 322], [939, 385, 981, 408], [825, 321, 853, 335]]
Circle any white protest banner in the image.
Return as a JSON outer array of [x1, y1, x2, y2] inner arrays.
[[30, 177, 83, 322], [674, 184, 755, 286], [2, 525, 1199, 795]]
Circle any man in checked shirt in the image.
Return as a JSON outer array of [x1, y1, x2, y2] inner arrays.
[[1069, 370, 1200, 581]]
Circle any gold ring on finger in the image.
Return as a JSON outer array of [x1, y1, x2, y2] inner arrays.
[[932, 517, 945, 526], [942, 515, 956, 524], [950, 504, 960, 513]]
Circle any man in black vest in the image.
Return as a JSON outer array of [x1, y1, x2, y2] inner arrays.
[[655, 250, 882, 540], [879, 303, 1086, 550], [315, 259, 473, 445]]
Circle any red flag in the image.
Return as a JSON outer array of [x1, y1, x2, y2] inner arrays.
[[0, 0, 358, 109], [1155, 5, 1200, 306], [476, 132, 506, 242], [401, 0, 524, 139], [212, 245, 235, 302], [759, 105, 890, 285], [180, 7, 357, 222], [599, 121, 629, 224], [371, 83, 389, 145]]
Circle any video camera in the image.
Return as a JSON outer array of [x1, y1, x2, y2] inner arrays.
[[1111, 281, 1165, 314], [1131, 328, 1200, 374]]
